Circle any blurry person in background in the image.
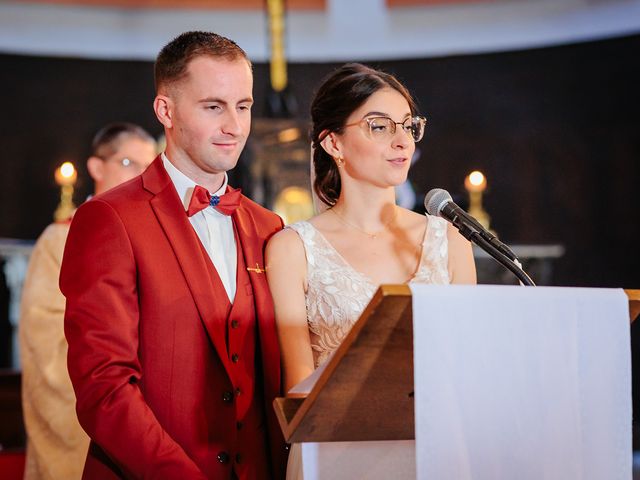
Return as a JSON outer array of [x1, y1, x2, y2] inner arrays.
[[19, 122, 156, 480]]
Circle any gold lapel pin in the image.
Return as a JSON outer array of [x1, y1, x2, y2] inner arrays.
[[246, 263, 266, 274]]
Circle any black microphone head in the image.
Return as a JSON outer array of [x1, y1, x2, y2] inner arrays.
[[424, 188, 453, 216]]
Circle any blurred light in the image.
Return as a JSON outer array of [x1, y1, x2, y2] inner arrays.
[[465, 170, 487, 193], [469, 170, 485, 186], [278, 127, 301, 143], [55, 161, 77, 186], [60, 162, 75, 178]]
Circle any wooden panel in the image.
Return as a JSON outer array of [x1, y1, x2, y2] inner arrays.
[[627, 289, 640, 323], [273, 397, 305, 427], [275, 284, 415, 443], [27, 0, 325, 10]]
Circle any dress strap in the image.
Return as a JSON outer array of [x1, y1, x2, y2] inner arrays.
[[412, 215, 451, 284]]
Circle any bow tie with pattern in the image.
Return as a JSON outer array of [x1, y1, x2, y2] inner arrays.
[[187, 185, 241, 217]]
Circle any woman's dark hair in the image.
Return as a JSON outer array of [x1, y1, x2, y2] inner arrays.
[[310, 63, 418, 207]]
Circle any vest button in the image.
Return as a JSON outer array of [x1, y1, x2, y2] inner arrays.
[[235, 387, 242, 396], [235, 453, 242, 464], [217, 451, 230, 464], [231, 320, 239, 329], [236, 421, 243, 430], [222, 391, 233, 403], [231, 353, 239, 363]]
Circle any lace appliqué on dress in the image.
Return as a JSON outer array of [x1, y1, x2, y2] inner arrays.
[[287, 215, 449, 369]]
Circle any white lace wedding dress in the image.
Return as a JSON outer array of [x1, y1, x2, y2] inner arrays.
[[284, 214, 451, 479]]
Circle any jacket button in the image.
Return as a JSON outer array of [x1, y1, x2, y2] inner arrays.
[[222, 391, 233, 403], [231, 320, 239, 329], [231, 353, 239, 363], [217, 451, 230, 464]]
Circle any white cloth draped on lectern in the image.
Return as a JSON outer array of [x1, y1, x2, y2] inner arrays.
[[411, 285, 631, 480]]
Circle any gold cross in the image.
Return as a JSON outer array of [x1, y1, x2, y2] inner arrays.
[[246, 263, 266, 274]]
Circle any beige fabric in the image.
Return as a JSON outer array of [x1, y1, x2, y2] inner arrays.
[[287, 215, 450, 368], [19, 222, 89, 480]]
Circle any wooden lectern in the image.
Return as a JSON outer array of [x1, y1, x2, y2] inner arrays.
[[273, 286, 639, 477]]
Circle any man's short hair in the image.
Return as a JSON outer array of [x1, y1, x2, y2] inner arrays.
[[154, 31, 250, 93], [91, 122, 155, 160]]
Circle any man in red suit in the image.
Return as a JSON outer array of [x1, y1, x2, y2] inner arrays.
[[60, 31, 286, 479]]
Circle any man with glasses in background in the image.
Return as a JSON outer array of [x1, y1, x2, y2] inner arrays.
[[19, 122, 156, 480]]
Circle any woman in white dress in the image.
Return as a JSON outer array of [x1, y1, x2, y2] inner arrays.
[[266, 63, 477, 478]]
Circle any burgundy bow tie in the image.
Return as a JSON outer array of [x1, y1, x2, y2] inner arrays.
[[187, 185, 242, 217]]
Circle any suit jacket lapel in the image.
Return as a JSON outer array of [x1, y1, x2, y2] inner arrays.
[[232, 202, 280, 397], [143, 158, 233, 376], [232, 204, 265, 310]]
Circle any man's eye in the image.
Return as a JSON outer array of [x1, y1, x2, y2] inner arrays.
[[238, 104, 252, 111], [207, 105, 221, 111]]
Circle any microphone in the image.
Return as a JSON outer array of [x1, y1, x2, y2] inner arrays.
[[424, 188, 535, 286], [425, 188, 517, 261]]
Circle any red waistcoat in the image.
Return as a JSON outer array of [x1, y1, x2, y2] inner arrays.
[[197, 224, 269, 479]]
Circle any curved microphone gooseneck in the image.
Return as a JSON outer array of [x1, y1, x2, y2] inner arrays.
[[424, 188, 536, 287]]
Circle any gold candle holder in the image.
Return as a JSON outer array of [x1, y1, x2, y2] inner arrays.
[[54, 161, 77, 222], [464, 170, 491, 231], [267, 0, 287, 92]]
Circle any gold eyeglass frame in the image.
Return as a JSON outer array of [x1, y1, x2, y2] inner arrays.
[[343, 115, 427, 142]]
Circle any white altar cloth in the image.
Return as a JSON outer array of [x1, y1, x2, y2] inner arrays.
[[411, 285, 631, 480]]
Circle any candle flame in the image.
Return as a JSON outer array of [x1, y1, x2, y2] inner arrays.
[[60, 162, 75, 179], [469, 170, 485, 186]]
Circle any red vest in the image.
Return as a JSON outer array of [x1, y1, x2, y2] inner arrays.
[[198, 224, 270, 480]]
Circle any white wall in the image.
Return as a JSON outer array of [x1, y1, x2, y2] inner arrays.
[[0, 0, 639, 61]]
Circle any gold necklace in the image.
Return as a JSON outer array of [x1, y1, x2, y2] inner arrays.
[[330, 206, 397, 239]]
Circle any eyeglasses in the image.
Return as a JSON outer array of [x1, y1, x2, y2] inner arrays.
[[344, 115, 427, 142], [103, 156, 146, 171]]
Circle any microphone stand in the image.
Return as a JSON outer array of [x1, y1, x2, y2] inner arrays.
[[456, 223, 537, 287]]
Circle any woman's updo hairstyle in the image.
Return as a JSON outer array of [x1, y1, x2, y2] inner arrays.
[[310, 63, 418, 207]]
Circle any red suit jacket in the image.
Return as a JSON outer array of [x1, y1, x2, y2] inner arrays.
[[60, 157, 286, 479]]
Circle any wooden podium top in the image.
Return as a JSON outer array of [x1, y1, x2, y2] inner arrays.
[[628, 289, 640, 324], [274, 284, 414, 443], [273, 287, 640, 443]]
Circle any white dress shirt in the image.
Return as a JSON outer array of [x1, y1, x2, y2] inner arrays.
[[162, 153, 237, 302]]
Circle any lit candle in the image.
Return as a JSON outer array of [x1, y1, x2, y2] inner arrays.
[[464, 170, 491, 231], [55, 161, 77, 186], [53, 161, 77, 221], [464, 170, 487, 193]]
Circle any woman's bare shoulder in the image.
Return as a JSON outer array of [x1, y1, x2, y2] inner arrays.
[[268, 225, 304, 251], [397, 207, 428, 234], [402, 208, 427, 223]]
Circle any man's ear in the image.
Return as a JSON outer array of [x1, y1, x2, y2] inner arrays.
[[319, 131, 343, 160], [154, 94, 173, 129], [86, 156, 104, 183]]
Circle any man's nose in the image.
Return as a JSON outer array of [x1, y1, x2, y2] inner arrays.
[[221, 109, 243, 136]]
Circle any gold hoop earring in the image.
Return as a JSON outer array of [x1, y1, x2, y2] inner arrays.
[[336, 156, 344, 167]]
